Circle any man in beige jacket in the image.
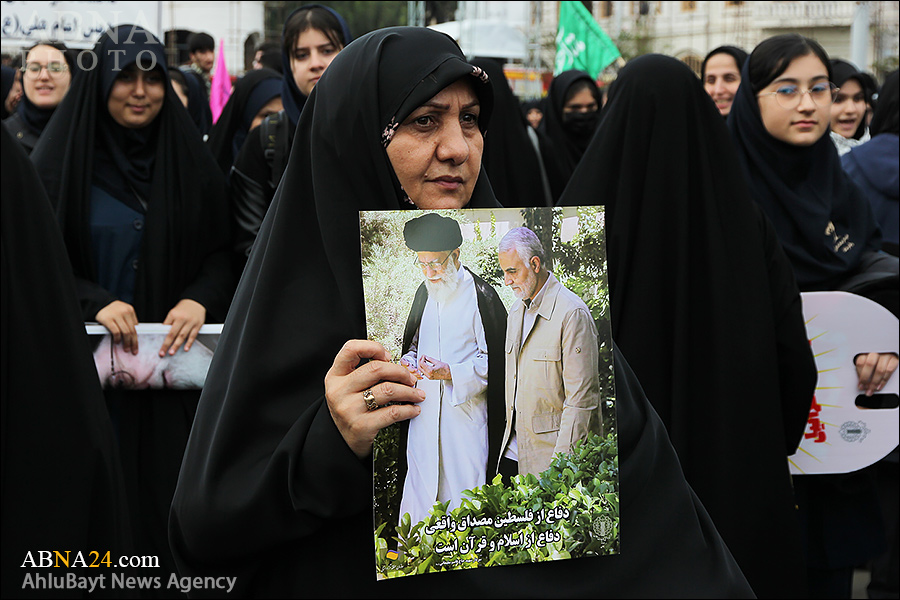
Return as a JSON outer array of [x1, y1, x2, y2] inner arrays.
[[496, 227, 602, 477]]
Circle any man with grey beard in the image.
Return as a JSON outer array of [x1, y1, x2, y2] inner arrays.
[[497, 227, 602, 477], [396, 213, 507, 526]]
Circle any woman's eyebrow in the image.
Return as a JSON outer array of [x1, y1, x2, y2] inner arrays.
[[771, 74, 830, 85], [419, 99, 480, 111]]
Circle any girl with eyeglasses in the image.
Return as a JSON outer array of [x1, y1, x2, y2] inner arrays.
[[729, 33, 898, 599], [2, 41, 74, 154]]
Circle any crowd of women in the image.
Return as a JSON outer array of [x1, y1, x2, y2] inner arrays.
[[2, 3, 898, 598]]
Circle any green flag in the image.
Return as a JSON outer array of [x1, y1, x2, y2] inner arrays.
[[555, 1, 621, 77]]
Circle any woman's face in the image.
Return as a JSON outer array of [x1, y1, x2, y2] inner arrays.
[[290, 28, 341, 96], [107, 64, 166, 129], [23, 45, 71, 109], [757, 53, 831, 147], [830, 78, 866, 139], [704, 53, 741, 117], [563, 87, 598, 115], [386, 79, 484, 210]]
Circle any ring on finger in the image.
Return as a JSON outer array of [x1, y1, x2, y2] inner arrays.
[[363, 388, 378, 411]]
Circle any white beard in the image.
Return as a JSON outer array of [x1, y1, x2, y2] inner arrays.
[[512, 267, 538, 300], [424, 259, 459, 304]]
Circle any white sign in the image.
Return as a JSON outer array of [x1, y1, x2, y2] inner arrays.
[[1, 1, 161, 49], [789, 291, 899, 475]]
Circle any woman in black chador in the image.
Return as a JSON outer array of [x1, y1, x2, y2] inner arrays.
[[558, 53, 817, 598], [170, 26, 752, 598], [2, 125, 133, 598], [30, 25, 234, 584], [538, 69, 602, 188]]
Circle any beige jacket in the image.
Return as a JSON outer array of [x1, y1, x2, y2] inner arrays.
[[499, 273, 602, 476]]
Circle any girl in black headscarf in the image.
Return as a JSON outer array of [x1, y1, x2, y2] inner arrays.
[[30, 24, 233, 581], [537, 69, 601, 186], [829, 58, 872, 155], [469, 57, 562, 207], [728, 34, 897, 381], [230, 4, 351, 273], [170, 26, 753, 598], [205, 67, 282, 175], [558, 53, 817, 599], [729, 33, 898, 598], [3, 41, 74, 154]]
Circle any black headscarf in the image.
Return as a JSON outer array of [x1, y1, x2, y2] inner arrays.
[[206, 67, 281, 174], [1, 125, 133, 595], [700, 45, 748, 82], [470, 57, 555, 207], [831, 59, 872, 140], [170, 27, 752, 598], [16, 84, 57, 136], [177, 64, 212, 135], [558, 53, 817, 598], [30, 25, 233, 323], [870, 69, 899, 137], [727, 54, 881, 291], [538, 69, 601, 180], [280, 4, 352, 127], [0, 65, 14, 119]]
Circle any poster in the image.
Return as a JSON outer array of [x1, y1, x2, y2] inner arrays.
[[789, 291, 899, 475], [85, 323, 222, 390], [361, 206, 619, 578]]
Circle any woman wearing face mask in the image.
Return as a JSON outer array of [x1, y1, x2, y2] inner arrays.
[[538, 70, 601, 189], [728, 33, 898, 598], [829, 59, 872, 156], [230, 4, 351, 275], [169, 26, 754, 599], [3, 42, 74, 154], [31, 25, 234, 580], [701, 45, 748, 118]]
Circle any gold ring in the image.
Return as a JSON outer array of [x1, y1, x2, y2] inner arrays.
[[363, 388, 378, 411]]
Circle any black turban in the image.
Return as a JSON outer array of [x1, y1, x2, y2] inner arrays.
[[403, 213, 463, 251]]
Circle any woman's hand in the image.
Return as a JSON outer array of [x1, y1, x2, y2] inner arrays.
[[325, 340, 426, 459], [96, 300, 139, 354], [159, 299, 206, 357], [855, 352, 899, 396]]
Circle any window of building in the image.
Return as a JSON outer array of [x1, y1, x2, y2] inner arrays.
[[682, 54, 702, 75], [599, 1, 613, 18], [681, 1, 697, 11]]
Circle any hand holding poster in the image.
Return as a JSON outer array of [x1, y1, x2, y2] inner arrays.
[[362, 206, 619, 578]]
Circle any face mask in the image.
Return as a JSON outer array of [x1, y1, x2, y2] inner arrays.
[[562, 110, 599, 136]]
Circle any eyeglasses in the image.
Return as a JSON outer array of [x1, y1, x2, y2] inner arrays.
[[757, 82, 839, 109], [413, 254, 451, 271], [21, 61, 69, 78], [107, 341, 135, 389]]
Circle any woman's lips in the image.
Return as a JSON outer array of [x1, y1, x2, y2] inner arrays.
[[429, 177, 463, 190]]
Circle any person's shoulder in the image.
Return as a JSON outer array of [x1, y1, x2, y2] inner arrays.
[[552, 277, 592, 315]]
